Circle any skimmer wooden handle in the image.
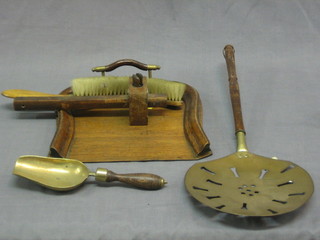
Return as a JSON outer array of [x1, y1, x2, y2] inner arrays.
[[223, 45, 245, 134]]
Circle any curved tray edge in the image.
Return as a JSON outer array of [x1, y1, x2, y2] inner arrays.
[[183, 84, 212, 158]]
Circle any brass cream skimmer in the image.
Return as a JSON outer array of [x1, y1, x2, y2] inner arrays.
[[185, 45, 314, 217]]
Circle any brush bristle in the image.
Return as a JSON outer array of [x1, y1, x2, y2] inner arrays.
[[148, 78, 186, 101], [72, 76, 129, 96], [71, 76, 186, 101]]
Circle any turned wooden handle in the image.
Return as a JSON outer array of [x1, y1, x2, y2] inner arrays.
[[92, 59, 160, 73], [105, 170, 167, 190], [223, 45, 245, 134]]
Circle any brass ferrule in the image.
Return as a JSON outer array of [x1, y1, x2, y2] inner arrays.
[[92, 66, 107, 72], [95, 168, 108, 182], [236, 131, 248, 152], [146, 64, 161, 70]]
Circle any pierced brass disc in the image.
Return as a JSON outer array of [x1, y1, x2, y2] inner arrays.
[[185, 152, 314, 216]]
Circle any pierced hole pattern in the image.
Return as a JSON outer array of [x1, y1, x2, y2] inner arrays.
[[280, 164, 295, 173], [189, 165, 307, 216], [201, 166, 215, 175], [277, 180, 294, 187], [288, 192, 305, 196], [259, 169, 269, 179], [238, 184, 260, 196], [230, 167, 239, 177], [192, 186, 208, 191], [241, 203, 248, 210], [206, 179, 223, 186]]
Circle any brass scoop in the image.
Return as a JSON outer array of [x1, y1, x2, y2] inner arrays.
[[13, 155, 167, 191], [185, 45, 314, 217]]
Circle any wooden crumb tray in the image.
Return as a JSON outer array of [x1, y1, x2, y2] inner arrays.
[[49, 84, 212, 162]]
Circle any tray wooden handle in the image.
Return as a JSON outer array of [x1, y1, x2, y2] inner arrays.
[[92, 59, 160, 74]]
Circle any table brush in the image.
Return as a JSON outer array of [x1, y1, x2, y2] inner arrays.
[[2, 76, 186, 111]]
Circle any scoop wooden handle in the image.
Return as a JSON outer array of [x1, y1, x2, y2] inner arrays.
[[99, 169, 167, 190], [223, 45, 245, 134]]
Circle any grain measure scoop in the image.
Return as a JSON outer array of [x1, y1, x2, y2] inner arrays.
[[185, 45, 314, 217], [14, 155, 166, 191]]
